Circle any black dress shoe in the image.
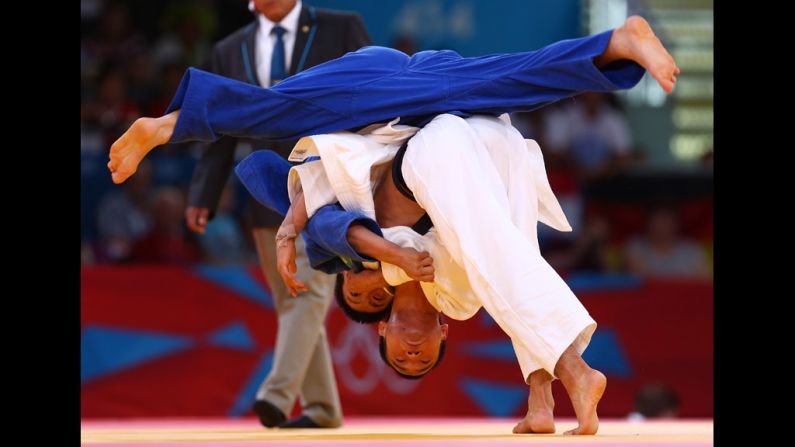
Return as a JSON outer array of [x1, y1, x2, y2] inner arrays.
[[278, 415, 323, 428], [252, 399, 286, 428]]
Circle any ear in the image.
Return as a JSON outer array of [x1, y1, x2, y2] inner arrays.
[[440, 323, 449, 340], [377, 321, 387, 336]]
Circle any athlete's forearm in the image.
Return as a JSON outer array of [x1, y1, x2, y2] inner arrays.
[[278, 190, 309, 240], [346, 223, 404, 266]]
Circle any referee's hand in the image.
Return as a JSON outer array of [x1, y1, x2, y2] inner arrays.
[[185, 207, 210, 235]]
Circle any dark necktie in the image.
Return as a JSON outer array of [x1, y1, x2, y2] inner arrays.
[[270, 24, 287, 86]]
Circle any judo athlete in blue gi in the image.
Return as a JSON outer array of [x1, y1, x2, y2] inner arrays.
[[107, 16, 678, 436], [107, 15, 678, 184]]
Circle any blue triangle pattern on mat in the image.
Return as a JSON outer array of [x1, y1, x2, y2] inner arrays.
[[479, 311, 498, 327], [460, 378, 527, 417], [193, 265, 273, 309], [208, 321, 256, 351], [81, 325, 193, 383], [582, 329, 633, 378]]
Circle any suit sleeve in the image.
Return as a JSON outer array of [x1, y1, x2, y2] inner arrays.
[[186, 45, 238, 216]]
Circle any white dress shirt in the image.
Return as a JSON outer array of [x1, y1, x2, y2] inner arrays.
[[255, 0, 302, 86]]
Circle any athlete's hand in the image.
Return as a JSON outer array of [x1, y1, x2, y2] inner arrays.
[[276, 238, 307, 297], [394, 247, 434, 282], [185, 207, 210, 234]]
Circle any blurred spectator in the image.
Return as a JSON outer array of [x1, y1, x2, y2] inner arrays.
[[629, 144, 649, 165], [510, 106, 587, 244], [544, 215, 612, 274], [624, 205, 711, 279], [151, 0, 217, 70], [81, 0, 105, 22], [95, 160, 154, 263], [130, 186, 201, 264], [198, 183, 246, 265], [81, 242, 96, 265], [80, 102, 105, 154], [125, 52, 157, 110], [509, 109, 549, 149], [144, 61, 187, 116], [628, 383, 680, 420], [701, 146, 714, 168], [544, 92, 634, 181], [83, 64, 142, 149], [81, 1, 147, 79]]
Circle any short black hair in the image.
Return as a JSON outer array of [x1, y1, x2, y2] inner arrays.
[[378, 315, 447, 380], [334, 273, 393, 324]]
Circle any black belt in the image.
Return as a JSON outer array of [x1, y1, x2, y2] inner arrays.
[[392, 140, 433, 235], [410, 213, 433, 235], [392, 140, 415, 202]]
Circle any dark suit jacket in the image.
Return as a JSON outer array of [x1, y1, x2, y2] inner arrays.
[[187, 5, 371, 227]]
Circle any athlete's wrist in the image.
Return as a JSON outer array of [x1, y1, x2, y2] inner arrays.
[[275, 223, 297, 247]]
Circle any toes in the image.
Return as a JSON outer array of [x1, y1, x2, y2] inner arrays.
[[112, 165, 135, 184]]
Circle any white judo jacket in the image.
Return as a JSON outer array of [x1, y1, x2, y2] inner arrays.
[[285, 114, 571, 321]]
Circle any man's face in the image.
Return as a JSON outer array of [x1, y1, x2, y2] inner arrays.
[[378, 317, 448, 377], [253, 0, 297, 22], [342, 269, 394, 314]]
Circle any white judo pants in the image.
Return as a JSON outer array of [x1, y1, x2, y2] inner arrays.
[[401, 113, 596, 381]]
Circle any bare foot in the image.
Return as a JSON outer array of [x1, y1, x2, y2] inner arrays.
[[513, 406, 554, 434], [107, 115, 173, 184], [604, 15, 680, 93], [562, 369, 606, 435], [513, 376, 555, 434]]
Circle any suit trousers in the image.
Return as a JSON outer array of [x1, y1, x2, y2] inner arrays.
[[252, 227, 341, 427]]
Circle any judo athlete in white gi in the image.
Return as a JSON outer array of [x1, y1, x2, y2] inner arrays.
[[272, 113, 597, 435]]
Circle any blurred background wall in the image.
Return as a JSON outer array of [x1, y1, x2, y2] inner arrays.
[[81, 0, 713, 419]]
